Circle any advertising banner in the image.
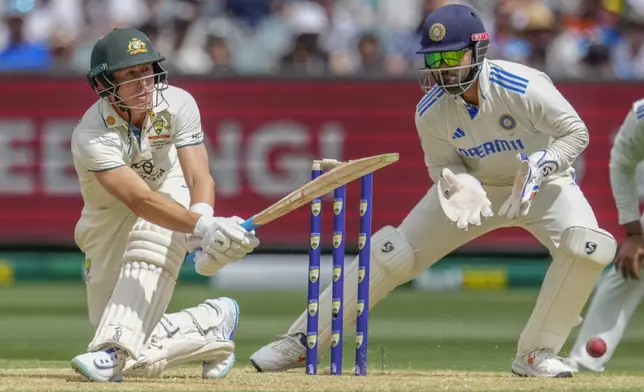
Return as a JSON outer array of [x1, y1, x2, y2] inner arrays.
[[0, 77, 638, 252]]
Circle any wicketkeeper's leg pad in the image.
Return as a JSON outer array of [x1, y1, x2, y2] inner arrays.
[[88, 218, 188, 358], [517, 226, 616, 356], [287, 225, 415, 352]]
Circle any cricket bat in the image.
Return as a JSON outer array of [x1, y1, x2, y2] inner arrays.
[[240, 152, 399, 231]]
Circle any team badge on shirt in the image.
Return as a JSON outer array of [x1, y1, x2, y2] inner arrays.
[[148, 113, 172, 148], [499, 114, 516, 133]]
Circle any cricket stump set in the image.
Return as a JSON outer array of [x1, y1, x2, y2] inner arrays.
[[306, 159, 373, 376]]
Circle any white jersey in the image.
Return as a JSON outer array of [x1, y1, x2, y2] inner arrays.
[[71, 85, 204, 212], [415, 59, 588, 186], [609, 98, 644, 224]]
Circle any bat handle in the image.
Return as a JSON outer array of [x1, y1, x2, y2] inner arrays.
[[240, 217, 260, 231]]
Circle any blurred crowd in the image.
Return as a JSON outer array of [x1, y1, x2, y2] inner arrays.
[[1, 0, 644, 80]]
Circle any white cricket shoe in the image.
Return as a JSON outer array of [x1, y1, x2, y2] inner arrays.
[[511, 348, 575, 378], [202, 297, 239, 378], [71, 347, 127, 382], [124, 297, 238, 379], [249, 333, 309, 372], [562, 356, 605, 373]]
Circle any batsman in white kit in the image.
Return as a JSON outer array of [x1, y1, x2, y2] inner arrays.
[[249, 4, 617, 377], [564, 97, 644, 373], [69, 28, 260, 382]]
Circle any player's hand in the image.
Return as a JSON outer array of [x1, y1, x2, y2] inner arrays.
[[437, 168, 493, 230], [191, 248, 241, 277], [186, 203, 214, 253], [614, 235, 644, 279], [499, 152, 543, 219], [193, 215, 260, 265], [192, 249, 233, 276]]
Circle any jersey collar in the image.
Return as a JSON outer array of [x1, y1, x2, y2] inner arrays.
[[99, 92, 170, 130], [476, 58, 491, 104]]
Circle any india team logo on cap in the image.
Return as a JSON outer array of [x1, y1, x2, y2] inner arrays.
[[429, 23, 446, 42]]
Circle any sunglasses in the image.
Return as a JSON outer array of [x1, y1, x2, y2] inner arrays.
[[424, 50, 468, 69]]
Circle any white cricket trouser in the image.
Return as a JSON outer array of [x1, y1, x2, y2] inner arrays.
[[74, 176, 190, 326], [399, 175, 599, 279], [568, 267, 644, 370]]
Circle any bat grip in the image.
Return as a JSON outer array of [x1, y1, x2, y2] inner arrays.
[[240, 217, 260, 231]]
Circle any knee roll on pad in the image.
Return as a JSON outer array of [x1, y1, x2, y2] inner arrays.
[[559, 226, 616, 267], [517, 226, 617, 356], [370, 225, 416, 281], [124, 218, 188, 277]]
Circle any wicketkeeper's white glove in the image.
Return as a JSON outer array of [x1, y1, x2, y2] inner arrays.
[[437, 168, 493, 231], [191, 215, 260, 276], [498, 151, 555, 219]]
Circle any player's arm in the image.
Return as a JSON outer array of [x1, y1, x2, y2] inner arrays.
[[415, 111, 467, 183], [177, 144, 215, 213], [95, 166, 201, 233], [524, 74, 589, 176], [71, 133, 200, 234], [174, 90, 215, 216], [609, 107, 644, 234]]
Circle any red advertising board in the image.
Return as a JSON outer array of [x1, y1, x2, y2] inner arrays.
[[0, 77, 635, 252]]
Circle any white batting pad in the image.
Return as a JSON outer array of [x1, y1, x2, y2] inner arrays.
[[88, 261, 176, 358], [124, 219, 187, 276], [122, 299, 230, 377], [517, 226, 616, 356], [288, 225, 415, 352]]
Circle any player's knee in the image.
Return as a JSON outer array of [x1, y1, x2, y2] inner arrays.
[[371, 226, 416, 280], [559, 226, 617, 267], [124, 218, 187, 277]]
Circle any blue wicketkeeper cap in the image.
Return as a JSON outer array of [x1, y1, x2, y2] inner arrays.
[[416, 4, 488, 54]]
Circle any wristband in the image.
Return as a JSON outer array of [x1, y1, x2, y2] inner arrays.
[[190, 203, 214, 217]]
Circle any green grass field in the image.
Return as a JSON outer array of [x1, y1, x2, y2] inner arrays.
[[1, 283, 644, 391]]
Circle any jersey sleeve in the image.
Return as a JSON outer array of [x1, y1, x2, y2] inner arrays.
[[610, 104, 644, 224], [71, 129, 126, 172], [523, 74, 589, 175], [174, 92, 205, 149], [415, 111, 466, 183]]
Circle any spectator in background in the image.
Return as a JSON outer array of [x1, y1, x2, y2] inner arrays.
[[206, 34, 233, 74], [1, 0, 644, 78], [545, 0, 620, 79], [225, 0, 271, 28], [0, 12, 51, 72], [582, 40, 615, 79], [281, 32, 329, 75], [49, 28, 75, 73], [611, 17, 644, 79], [356, 32, 386, 75], [521, 2, 560, 71], [280, 1, 330, 75]]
